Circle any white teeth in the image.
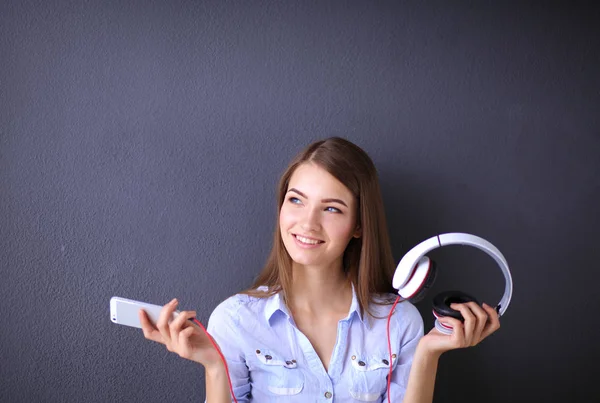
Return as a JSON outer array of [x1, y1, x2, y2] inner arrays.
[[295, 235, 321, 245]]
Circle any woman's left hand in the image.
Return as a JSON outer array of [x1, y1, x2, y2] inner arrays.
[[418, 302, 501, 356]]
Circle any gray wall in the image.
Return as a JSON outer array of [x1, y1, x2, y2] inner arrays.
[[1, 1, 598, 402]]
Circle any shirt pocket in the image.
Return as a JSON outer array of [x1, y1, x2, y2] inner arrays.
[[348, 352, 398, 402], [252, 348, 304, 396]]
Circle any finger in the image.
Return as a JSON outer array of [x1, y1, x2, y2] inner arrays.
[[170, 310, 197, 331], [178, 325, 198, 360], [480, 303, 501, 339], [157, 298, 178, 349], [436, 316, 466, 346], [169, 310, 197, 351], [139, 309, 154, 333], [139, 309, 164, 344], [450, 303, 476, 346], [447, 319, 465, 347], [465, 302, 489, 345]]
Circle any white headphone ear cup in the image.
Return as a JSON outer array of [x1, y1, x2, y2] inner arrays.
[[398, 256, 434, 299], [407, 260, 437, 303]]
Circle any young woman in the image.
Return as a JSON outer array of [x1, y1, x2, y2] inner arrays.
[[139, 137, 500, 402]]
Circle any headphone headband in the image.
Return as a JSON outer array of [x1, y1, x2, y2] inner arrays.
[[392, 233, 513, 316]]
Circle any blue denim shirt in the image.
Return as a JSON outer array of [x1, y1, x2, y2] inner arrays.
[[206, 285, 424, 402]]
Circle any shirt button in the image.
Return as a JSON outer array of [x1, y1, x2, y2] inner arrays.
[[358, 360, 366, 366], [382, 359, 389, 365], [265, 355, 272, 360], [324, 391, 332, 399]]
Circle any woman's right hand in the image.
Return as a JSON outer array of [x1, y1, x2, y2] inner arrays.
[[139, 298, 224, 371]]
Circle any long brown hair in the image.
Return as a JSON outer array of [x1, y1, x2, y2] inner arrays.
[[242, 137, 397, 316]]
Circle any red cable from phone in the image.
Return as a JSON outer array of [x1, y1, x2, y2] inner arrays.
[[387, 295, 401, 403], [191, 318, 239, 403]]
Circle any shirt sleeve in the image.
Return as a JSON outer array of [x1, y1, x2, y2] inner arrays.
[[383, 301, 425, 401], [205, 296, 251, 402]]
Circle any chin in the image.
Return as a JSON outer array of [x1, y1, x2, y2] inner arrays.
[[288, 253, 318, 267]]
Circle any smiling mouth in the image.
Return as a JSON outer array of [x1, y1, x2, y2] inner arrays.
[[293, 234, 324, 245]]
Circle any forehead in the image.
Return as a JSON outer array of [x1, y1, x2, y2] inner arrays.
[[287, 163, 354, 200]]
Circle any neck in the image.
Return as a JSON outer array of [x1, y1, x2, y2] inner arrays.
[[287, 261, 353, 317]]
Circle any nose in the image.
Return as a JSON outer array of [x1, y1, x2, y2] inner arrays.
[[300, 207, 321, 232]]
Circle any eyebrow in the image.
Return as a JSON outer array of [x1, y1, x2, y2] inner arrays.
[[288, 188, 349, 207]]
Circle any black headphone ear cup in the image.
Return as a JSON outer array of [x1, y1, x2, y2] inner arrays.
[[408, 260, 437, 303], [432, 290, 480, 321]]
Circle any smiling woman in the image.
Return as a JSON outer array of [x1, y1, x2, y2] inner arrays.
[[139, 137, 501, 403], [245, 137, 396, 314]]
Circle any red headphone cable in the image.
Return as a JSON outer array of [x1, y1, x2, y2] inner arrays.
[[191, 318, 239, 403], [387, 295, 401, 403]]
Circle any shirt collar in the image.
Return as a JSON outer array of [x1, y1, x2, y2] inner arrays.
[[264, 282, 371, 330], [264, 290, 290, 324], [348, 282, 371, 329]]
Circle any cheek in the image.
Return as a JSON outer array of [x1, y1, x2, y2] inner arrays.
[[278, 212, 286, 233], [279, 206, 294, 231], [327, 218, 356, 243]]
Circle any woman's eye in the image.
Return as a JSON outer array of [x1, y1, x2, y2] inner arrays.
[[325, 206, 341, 213], [288, 197, 301, 204]]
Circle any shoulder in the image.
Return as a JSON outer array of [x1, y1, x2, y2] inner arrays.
[[208, 287, 272, 327]]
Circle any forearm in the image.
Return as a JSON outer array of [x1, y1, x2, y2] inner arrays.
[[205, 363, 233, 403], [403, 344, 441, 403]]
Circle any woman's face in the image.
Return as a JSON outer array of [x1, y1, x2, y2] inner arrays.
[[279, 162, 361, 271]]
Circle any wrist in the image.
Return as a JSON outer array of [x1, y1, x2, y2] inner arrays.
[[415, 339, 444, 362], [204, 360, 226, 378]]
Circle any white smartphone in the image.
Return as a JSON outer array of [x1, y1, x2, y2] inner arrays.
[[110, 296, 180, 329]]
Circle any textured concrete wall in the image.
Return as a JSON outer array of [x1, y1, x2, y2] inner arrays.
[[1, 1, 598, 402]]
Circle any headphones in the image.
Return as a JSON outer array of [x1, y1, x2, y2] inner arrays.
[[392, 233, 513, 335]]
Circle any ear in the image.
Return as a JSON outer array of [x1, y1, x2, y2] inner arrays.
[[353, 225, 362, 238]]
